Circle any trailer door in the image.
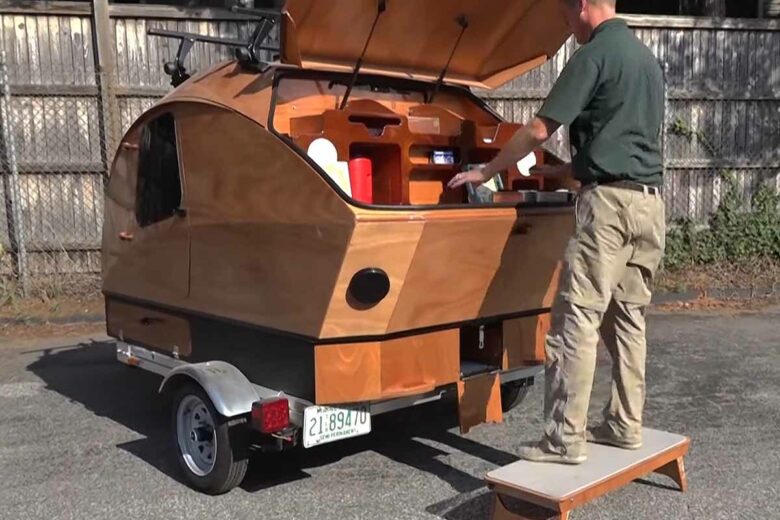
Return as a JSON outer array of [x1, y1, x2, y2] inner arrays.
[[103, 111, 190, 304]]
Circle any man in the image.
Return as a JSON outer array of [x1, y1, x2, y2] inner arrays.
[[448, 0, 666, 465]]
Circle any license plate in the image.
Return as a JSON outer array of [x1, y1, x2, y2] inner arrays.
[[303, 404, 371, 449]]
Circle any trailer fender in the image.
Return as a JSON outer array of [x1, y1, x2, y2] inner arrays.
[[159, 361, 260, 418]]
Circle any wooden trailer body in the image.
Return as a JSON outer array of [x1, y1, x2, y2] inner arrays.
[[102, 0, 574, 444]]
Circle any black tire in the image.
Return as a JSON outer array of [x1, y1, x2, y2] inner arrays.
[[170, 382, 249, 495], [500, 382, 531, 413]]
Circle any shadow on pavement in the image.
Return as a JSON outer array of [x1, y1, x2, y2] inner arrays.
[[634, 476, 684, 492], [26, 340, 187, 485], [26, 339, 516, 502], [427, 492, 557, 520]]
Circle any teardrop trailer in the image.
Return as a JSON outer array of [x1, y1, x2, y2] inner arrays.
[[102, 0, 575, 494]]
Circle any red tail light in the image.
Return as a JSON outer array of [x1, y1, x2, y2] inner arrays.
[[251, 398, 290, 434]]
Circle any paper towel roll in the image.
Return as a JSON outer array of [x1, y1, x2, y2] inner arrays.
[[324, 161, 352, 197], [517, 152, 537, 177]]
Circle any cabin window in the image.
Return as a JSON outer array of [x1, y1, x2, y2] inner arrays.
[[136, 113, 182, 227]]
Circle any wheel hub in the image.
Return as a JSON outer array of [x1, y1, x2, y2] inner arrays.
[[176, 394, 217, 477], [192, 426, 212, 442]]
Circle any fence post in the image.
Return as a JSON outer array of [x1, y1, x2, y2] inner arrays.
[[0, 52, 29, 296], [91, 0, 121, 178]]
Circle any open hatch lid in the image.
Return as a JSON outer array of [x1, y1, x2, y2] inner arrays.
[[280, 0, 571, 90]]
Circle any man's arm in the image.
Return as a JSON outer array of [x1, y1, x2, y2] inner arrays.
[[447, 116, 560, 189], [448, 50, 600, 191], [482, 117, 560, 178]]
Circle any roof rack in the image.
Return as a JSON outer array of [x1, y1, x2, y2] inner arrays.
[[148, 5, 282, 87]]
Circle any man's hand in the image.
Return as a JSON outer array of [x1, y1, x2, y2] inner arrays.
[[447, 116, 560, 191], [447, 168, 489, 190]]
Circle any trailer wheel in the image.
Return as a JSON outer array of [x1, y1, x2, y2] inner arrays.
[[171, 383, 248, 494], [500, 381, 531, 413]]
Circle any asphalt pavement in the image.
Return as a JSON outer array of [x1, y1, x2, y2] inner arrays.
[[0, 308, 778, 520]]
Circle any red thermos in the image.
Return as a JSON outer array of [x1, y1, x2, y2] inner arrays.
[[348, 157, 373, 204]]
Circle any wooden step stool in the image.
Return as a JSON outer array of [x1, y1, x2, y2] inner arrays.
[[485, 428, 690, 520]]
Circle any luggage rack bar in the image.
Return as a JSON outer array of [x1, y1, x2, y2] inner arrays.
[[146, 29, 250, 49], [148, 5, 282, 87]]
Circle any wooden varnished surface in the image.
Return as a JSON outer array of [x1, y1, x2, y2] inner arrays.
[[282, 0, 570, 89], [104, 58, 574, 343], [314, 329, 460, 404]]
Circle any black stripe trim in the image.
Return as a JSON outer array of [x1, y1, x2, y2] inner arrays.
[[104, 291, 550, 345]]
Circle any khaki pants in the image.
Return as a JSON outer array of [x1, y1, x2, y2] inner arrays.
[[541, 184, 666, 456]]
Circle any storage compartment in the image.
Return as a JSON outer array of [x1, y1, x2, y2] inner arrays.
[[460, 323, 504, 372], [348, 114, 402, 135], [349, 143, 402, 205], [275, 74, 573, 208], [503, 314, 550, 368], [409, 166, 463, 205], [457, 314, 550, 376], [409, 145, 460, 165]]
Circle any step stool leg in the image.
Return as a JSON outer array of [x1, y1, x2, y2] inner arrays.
[[654, 456, 688, 492], [490, 493, 569, 520]]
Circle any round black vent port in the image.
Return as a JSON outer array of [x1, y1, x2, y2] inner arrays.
[[348, 268, 390, 307]]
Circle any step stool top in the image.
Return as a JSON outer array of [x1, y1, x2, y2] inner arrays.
[[486, 428, 689, 507]]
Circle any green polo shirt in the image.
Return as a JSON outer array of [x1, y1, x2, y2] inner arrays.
[[537, 19, 664, 186]]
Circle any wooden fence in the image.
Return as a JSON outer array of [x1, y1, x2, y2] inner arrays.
[[0, 1, 778, 282]]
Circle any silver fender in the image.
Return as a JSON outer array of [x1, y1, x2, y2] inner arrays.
[[159, 361, 259, 418]]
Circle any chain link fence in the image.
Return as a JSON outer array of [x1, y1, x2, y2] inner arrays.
[[0, 6, 778, 298], [0, 56, 111, 300], [660, 73, 780, 226], [0, 4, 248, 299], [663, 101, 780, 222]]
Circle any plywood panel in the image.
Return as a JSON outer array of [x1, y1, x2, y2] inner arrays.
[[502, 314, 550, 368], [380, 328, 460, 397], [319, 219, 423, 339], [171, 104, 355, 337], [315, 329, 460, 404], [480, 211, 572, 317], [315, 342, 381, 404], [106, 298, 192, 356], [457, 372, 503, 434], [386, 213, 515, 332]]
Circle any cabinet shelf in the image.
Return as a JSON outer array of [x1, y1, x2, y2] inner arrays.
[[409, 164, 460, 172]]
